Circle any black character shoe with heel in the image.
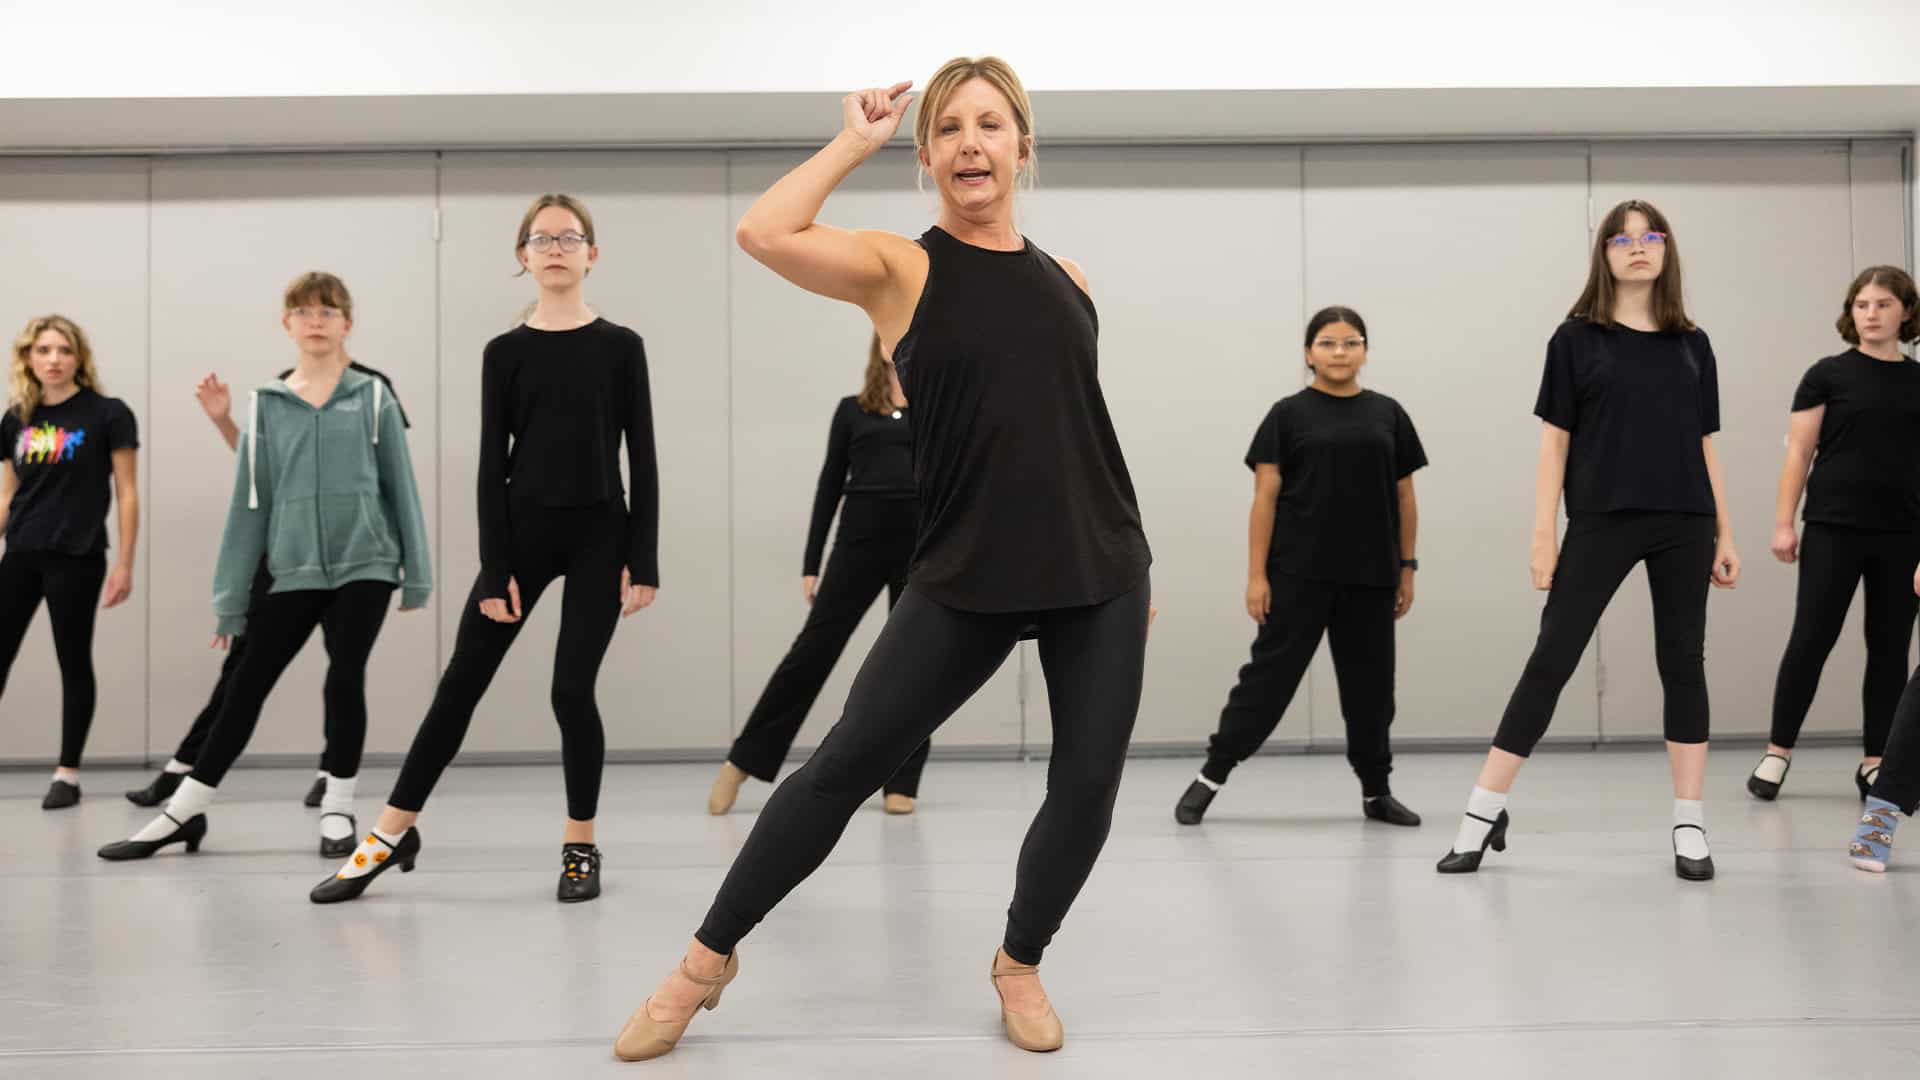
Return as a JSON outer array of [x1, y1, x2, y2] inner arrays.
[[1673, 824, 1715, 881], [318, 813, 357, 859], [125, 771, 182, 807], [1436, 810, 1509, 873], [1747, 753, 1791, 801], [558, 844, 603, 903], [42, 779, 81, 810], [1363, 794, 1421, 827], [1174, 780, 1216, 826], [1857, 763, 1881, 802], [98, 814, 208, 860], [303, 776, 326, 808], [309, 827, 421, 904]]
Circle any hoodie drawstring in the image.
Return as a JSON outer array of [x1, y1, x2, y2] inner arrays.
[[372, 378, 382, 446], [247, 389, 260, 510]]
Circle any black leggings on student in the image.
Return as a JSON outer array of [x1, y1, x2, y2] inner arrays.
[[696, 576, 1150, 966], [1769, 523, 1920, 756], [1201, 570, 1397, 796], [169, 562, 331, 771], [1869, 666, 1920, 814], [729, 497, 929, 797], [188, 579, 395, 787], [388, 502, 624, 822], [0, 549, 107, 769], [1494, 511, 1715, 756]]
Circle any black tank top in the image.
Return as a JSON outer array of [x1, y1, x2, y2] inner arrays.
[[892, 226, 1151, 612]]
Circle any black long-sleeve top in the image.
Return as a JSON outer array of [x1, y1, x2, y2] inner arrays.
[[477, 319, 659, 595], [803, 395, 914, 575]]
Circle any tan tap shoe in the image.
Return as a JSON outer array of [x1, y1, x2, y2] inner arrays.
[[708, 762, 748, 815], [613, 951, 740, 1062], [991, 950, 1063, 1053], [883, 793, 916, 815]]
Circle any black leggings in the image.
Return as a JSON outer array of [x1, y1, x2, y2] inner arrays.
[[1494, 511, 1715, 756], [1869, 666, 1920, 814], [169, 562, 330, 771], [697, 576, 1150, 966], [189, 580, 395, 788], [0, 549, 107, 769], [1769, 523, 1920, 755], [388, 502, 623, 821], [729, 497, 929, 798], [1202, 570, 1397, 796]]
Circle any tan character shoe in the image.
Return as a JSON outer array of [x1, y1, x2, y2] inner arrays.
[[613, 952, 740, 1062], [883, 794, 916, 815], [990, 950, 1063, 1053], [708, 762, 748, 815]]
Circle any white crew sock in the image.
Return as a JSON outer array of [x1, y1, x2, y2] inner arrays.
[[163, 759, 193, 775], [129, 778, 217, 841], [1194, 774, 1222, 792], [1451, 786, 1508, 854], [1673, 799, 1710, 860], [50, 767, 78, 783], [333, 825, 405, 880], [1753, 754, 1788, 784], [319, 775, 357, 841]]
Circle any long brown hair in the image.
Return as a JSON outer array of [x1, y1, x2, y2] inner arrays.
[[856, 334, 895, 414], [1568, 199, 1693, 332], [11, 315, 105, 423], [1837, 265, 1920, 344]]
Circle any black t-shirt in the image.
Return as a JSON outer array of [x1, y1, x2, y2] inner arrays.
[[478, 319, 659, 594], [279, 361, 410, 429], [0, 388, 139, 556], [893, 226, 1151, 613], [1792, 349, 1920, 531], [1534, 319, 1719, 517], [804, 395, 915, 576], [1247, 387, 1427, 588]]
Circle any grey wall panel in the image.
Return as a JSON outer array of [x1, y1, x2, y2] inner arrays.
[[1018, 146, 1307, 750], [437, 152, 730, 754], [726, 148, 1023, 752], [147, 154, 441, 758], [1851, 141, 1911, 272], [0, 158, 150, 764], [1591, 142, 1870, 741], [1300, 144, 1597, 748]]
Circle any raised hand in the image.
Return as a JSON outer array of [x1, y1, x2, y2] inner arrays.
[[194, 373, 232, 424], [842, 81, 915, 153]]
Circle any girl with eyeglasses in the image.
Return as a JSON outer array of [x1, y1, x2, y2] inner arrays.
[[0, 315, 139, 811], [1173, 306, 1426, 830], [708, 334, 931, 817], [1437, 199, 1739, 881], [308, 193, 659, 906], [100, 273, 430, 862], [1753, 267, 1920, 807]]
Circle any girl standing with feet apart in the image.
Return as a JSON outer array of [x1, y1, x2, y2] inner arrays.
[[709, 334, 931, 817], [1436, 200, 1738, 881], [1175, 307, 1425, 829], [0, 315, 138, 810], [100, 274, 430, 861], [1754, 267, 1920, 803], [615, 57, 1152, 1061], [311, 193, 659, 905]]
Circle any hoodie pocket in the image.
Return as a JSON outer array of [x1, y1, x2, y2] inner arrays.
[[321, 492, 399, 569], [265, 495, 324, 578]]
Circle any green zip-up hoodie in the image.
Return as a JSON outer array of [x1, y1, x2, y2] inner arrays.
[[212, 368, 432, 635]]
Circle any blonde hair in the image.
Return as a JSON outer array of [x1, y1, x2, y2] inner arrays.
[[514, 193, 597, 276], [11, 315, 105, 423], [913, 56, 1036, 190]]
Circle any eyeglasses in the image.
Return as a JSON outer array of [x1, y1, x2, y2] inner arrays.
[[291, 307, 344, 321], [1606, 231, 1668, 249], [1312, 337, 1367, 352], [525, 231, 589, 254]]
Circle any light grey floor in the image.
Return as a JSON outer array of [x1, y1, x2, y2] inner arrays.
[[5, 747, 1920, 1078]]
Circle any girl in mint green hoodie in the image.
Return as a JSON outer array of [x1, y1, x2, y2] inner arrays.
[[101, 288, 431, 862]]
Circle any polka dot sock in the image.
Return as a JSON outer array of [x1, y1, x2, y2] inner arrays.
[[334, 826, 405, 880]]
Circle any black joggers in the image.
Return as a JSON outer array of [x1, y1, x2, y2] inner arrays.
[[388, 502, 624, 822], [1769, 523, 1920, 756], [1201, 570, 1398, 797], [1869, 666, 1920, 814], [189, 579, 396, 788], [1494, 510, 1715, 756], [697, 575, 1151, 966], [0, 549, 108, 769], [729, 497, 929, 797]]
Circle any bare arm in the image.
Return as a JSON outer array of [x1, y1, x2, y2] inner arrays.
[[0, 461, 14, 537], [1245, 464, 1280, 622], [195, 374, 239, 452], [1529, 423, 1571, 590], [103, 448, 139, 607], [735, 84, 924, 331], [1704, 436, 1741, 587], [1771, 407, 1821, 562]]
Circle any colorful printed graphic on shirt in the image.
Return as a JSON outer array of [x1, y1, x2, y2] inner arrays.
[[15, 423, 86, 465]]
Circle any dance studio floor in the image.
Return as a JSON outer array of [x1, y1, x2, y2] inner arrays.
[[5, 746, 1919, 1078]]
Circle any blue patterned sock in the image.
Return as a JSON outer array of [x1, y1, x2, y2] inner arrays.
[[1850, 796, 1902, 873]]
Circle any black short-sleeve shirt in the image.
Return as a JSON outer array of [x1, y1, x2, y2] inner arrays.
[[1792, 348, 1920, 531], [1534, 319, 1718, 517], [0, 388, 139, 556], [1247, 387, 1427, 588]]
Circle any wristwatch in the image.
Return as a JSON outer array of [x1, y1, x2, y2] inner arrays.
[[1400, 559, 1419, 571]]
